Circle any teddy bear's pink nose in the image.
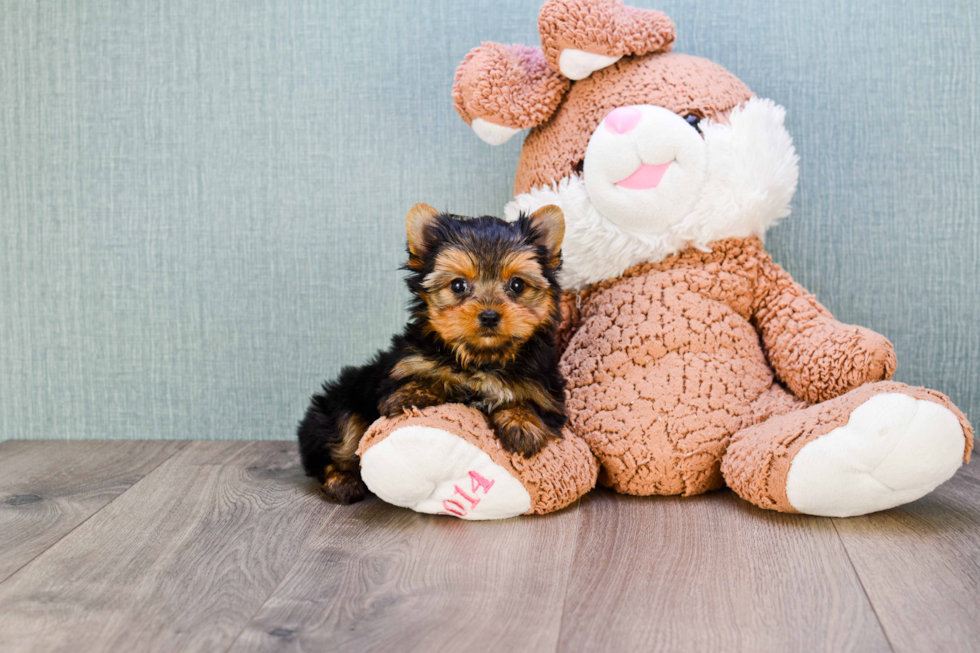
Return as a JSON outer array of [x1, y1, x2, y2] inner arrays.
[[603, 106, 642, 134]]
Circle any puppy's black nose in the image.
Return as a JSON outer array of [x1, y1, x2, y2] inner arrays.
[[478, 310, 501, 328]]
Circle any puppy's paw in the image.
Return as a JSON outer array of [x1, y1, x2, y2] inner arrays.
[[322, 465, 368, 504], [379, 382, 444, 418], [490, 406, 558, 458]]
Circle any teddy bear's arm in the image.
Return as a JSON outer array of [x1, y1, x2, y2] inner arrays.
[[751, 258, 896, 405]]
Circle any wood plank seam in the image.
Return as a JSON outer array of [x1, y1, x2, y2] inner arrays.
[[218, 501, 340, 653], [0, 441, 339, 653], [222, 494, 586, 652], [828, 462, 980, 652], [554, 489, 893, 651], [830, 518, 897, 653], [552, 497, 586, 653], [0, 440, 190, 589]]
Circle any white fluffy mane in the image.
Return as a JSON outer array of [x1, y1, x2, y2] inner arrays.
[[505, 98, 799, 291]]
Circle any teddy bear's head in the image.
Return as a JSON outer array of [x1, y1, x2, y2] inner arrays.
[[453, 0, 799, 290]]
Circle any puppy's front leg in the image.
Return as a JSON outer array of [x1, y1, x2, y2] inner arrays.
[[489, 403, 559, 458], [379, 380, 446, 418]]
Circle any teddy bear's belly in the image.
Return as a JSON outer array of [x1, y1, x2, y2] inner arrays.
[[560, 285, 776, 496]]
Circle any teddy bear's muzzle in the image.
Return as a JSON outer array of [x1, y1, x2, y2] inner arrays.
[[583, 104, 707, 234]]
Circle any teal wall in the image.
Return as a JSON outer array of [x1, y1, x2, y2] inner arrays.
[[1, 1, 977, 440]]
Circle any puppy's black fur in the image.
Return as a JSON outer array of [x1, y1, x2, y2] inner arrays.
[[298, 204, 566, 504]]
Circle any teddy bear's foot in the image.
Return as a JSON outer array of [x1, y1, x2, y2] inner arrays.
[[357, 404, 598, 519], [723, 382, 973, 517], [786, 393, 965, 516], [360, 423, 532, 520]]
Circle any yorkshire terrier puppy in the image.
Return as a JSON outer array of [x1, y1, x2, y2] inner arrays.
[[298, 203, 567, 504]]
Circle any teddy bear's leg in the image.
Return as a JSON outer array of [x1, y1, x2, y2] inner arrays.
[[356, 404, 598, 520], [572, 380, 804, 498], [721, 381, 973, 517]]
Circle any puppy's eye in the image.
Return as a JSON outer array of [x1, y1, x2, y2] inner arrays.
[[450, 278, 469, 294], [683, 114, 701, 133], [508, 278, 525, 294]]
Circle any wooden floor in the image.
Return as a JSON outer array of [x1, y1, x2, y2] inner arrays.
[[1, 441, 978, 653]]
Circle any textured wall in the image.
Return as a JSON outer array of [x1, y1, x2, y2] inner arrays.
[[1, 0, 977, 440]]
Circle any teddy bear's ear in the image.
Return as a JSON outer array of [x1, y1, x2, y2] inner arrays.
[[538, 0, 676, 80], [453, 42, 570, 146]]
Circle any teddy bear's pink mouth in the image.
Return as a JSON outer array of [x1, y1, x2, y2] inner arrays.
[[615, 161, 672, 190]]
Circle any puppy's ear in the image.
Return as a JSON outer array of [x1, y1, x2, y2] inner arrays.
[[526, 204, 564, 258], [406, 203, 441, 258]]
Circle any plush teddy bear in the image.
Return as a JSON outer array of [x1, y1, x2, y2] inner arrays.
[[358, 0, 973, 519]]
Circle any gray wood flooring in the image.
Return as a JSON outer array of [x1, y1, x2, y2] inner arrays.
[[1, 440, 978, 653]]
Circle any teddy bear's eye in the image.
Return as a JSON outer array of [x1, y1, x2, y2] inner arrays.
[[683, 114, 701, 133]]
